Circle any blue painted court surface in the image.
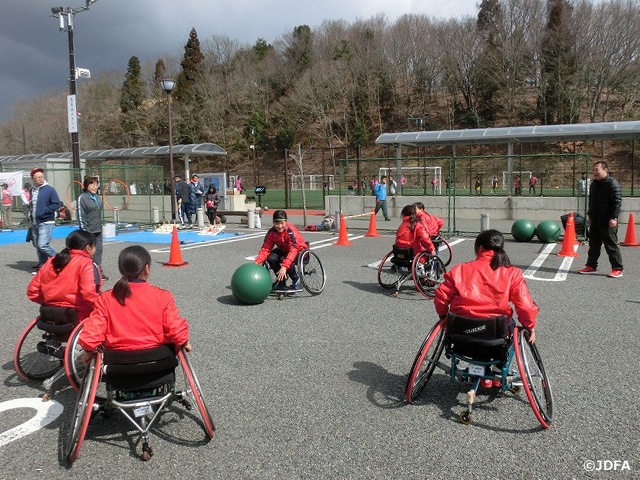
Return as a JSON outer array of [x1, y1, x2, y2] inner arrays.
[[0, 225, 237, 246]]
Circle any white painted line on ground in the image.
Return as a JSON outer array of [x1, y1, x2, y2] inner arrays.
[[244, 235, 365, 260], [0, 398, 64, 447], [150, 231, 266, 253], [524, 242, 575, 282]]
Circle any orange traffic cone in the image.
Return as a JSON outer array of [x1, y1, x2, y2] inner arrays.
[[621, 213, 639, 246], [163, 225, 189, 267], [334, 212, 353, 246], [558, 212, 579, 257], [364, 209, 380, 237]]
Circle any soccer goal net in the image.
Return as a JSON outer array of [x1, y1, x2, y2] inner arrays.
[[501, 171, 532, 190], [290, 174, 335, 190], [378, 166, 442, 194]]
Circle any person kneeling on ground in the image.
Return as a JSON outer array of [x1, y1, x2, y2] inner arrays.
[[254, 209, 308, 291]]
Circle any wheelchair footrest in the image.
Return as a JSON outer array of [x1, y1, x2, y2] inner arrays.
[[36, 341, 65, 359]]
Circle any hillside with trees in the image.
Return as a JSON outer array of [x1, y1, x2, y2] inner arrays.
[[2, 0, 640, 188]]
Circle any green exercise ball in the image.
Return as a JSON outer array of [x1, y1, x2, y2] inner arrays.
[[536, 220, 562, 243], [511, 219, 536, 242], [231, 263, 272, 304]]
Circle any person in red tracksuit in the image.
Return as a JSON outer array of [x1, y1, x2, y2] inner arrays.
[[79, 245, 190, 354], [394, 204, 434, 255], [434, 229, 539, 343], [414, 202, 444, 237], [254, 209, 308, 291], [27, 229, 102, 322]]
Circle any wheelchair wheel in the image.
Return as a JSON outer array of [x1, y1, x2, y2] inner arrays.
[[64, 323, 86, 392], [405, 319, 446, 403], [513, 328, 554, 429], [412, 252, 446, 298], [434, 236, 452, 267], [14, 317, 63, 381], [377, 251, 399, 289], [65, 353, 102, 464], [298, 250, 326, 294], [177, 350, 215, 439]]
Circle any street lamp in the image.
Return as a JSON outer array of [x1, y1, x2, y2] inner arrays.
[[250, 126, 257, 186], [160, 79, 177, 222], [50, 0, 98, 170]]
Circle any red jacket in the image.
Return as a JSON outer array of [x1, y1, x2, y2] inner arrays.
[[254, 222, 308, 269], [27, 249, 101, 321], [417, 210, 444, 236], [395, 217, 434, 254], [434, 250, 538, 329], [79, 281, 189, 351]]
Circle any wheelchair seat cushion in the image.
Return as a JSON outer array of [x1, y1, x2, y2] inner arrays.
[[39, 305, 78, 325], [391, 246, 414, 267], [103, 344, 178, 391], [446, 314, 509, 360]]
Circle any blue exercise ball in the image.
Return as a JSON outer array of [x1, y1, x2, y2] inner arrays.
[[231, 263, 272, 304], [536, 220, 561, 243], [511, 219, 536, 242]]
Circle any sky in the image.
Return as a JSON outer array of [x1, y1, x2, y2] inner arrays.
[[0, 0, 479, 123]]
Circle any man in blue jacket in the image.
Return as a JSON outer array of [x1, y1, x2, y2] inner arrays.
[[29, 168, 60, 271], [374, 176, 391, 221]]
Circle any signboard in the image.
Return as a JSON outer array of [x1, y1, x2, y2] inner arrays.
[[67, 94, 78, 133], [255, 186, 266, 195], [0, 171, 24, 196]]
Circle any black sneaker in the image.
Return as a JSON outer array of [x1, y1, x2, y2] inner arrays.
[[101, 274, 109, 281], [384, 218, 391, 221]]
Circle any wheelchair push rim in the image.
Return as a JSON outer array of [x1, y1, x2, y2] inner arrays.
[[412, 252, 446, 298], [513, 327, 554, 428], [14, 317, 64, 381], [298, 250, 326, 295], [405, 318, 446, 403], [433, 236, 453, 267], [377, 250, 400, 289]]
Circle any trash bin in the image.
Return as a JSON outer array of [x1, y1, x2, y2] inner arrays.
[[561, 212, 585, 236]]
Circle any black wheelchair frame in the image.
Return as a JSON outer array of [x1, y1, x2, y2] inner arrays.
[[64, 326, 214, 464], [264, 248, 326, 299], [377, 246, 446, 298], [405, 316, 553, 428]]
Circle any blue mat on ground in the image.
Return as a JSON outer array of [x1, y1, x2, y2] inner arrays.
[[0, 225, 237, 246]]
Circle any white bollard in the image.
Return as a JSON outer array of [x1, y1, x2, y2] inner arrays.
[[254, 211, 262, 228], [152, 207, 160, 224], [481, 213, 490, 231], [197, 207, 204, 228], [113, 208, 120, 227], [247, 208, 255, 228]]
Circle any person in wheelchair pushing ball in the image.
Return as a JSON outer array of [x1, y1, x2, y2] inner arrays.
[[434, 229, 538, 344], [79, 245, 191, 358], [254, 209, 309, 291]]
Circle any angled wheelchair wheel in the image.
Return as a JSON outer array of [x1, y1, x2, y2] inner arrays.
[[434, 236, 452, 267], [65, 353, 102, 464], [412, 252, 446, 298], [298, 250, 326, 294], [513, 328, 553, 429], [177, 350, 215, 439], [14, 317, 63, 381], [405, 318, 446, 403], [377, 251, 399, 289]]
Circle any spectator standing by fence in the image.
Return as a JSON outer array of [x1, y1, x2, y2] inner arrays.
[[78, 176, 108, 280], [514, 175, 522, 196], [1, 183, 12, 228], [374, 176, 391, 221], [29, 168, 60, 271], [529, 174, 538, 195], [20, 183, 31, 224]]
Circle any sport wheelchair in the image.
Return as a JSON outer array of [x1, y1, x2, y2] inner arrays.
[[377, 246, 446, 298], [405, 314, 553, 428], [431, 234, 452, 267], [264, 249, 326, 299], [13, 305, 80, 398], [64, 325, 214, 464]]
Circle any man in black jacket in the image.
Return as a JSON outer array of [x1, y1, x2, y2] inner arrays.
[[579, 161, 623, 278]]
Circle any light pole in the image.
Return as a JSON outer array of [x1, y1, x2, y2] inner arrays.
[[250, 126, 257, 187], [50, 0, 98, 170], [161, 79, 177, 222]]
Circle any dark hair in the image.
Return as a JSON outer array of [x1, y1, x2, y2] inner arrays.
[[112, 245, 151, 306], [273, 209, 287, 222], [474, 229, 511, 270], [52, 230, 96, 274], [593, 160, 608, 170], [208, 184, 217, 193], [24, 182, 31, 189], [414, 201, 425, 211], [400, 204, 418, 231], [83, 176, 99, 191]]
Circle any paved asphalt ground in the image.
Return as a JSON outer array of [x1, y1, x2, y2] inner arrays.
[[0, 213, 637, 479]]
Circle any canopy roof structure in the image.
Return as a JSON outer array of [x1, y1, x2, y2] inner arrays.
[[0, 143, 226, 164], [375, 121, 640, 148]]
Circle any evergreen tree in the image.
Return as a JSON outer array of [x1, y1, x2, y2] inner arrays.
[[475, 0, 504, 122], [175, 28, 205, 143], [119, 56, 146, 146], [539, 0, 578, 124]]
